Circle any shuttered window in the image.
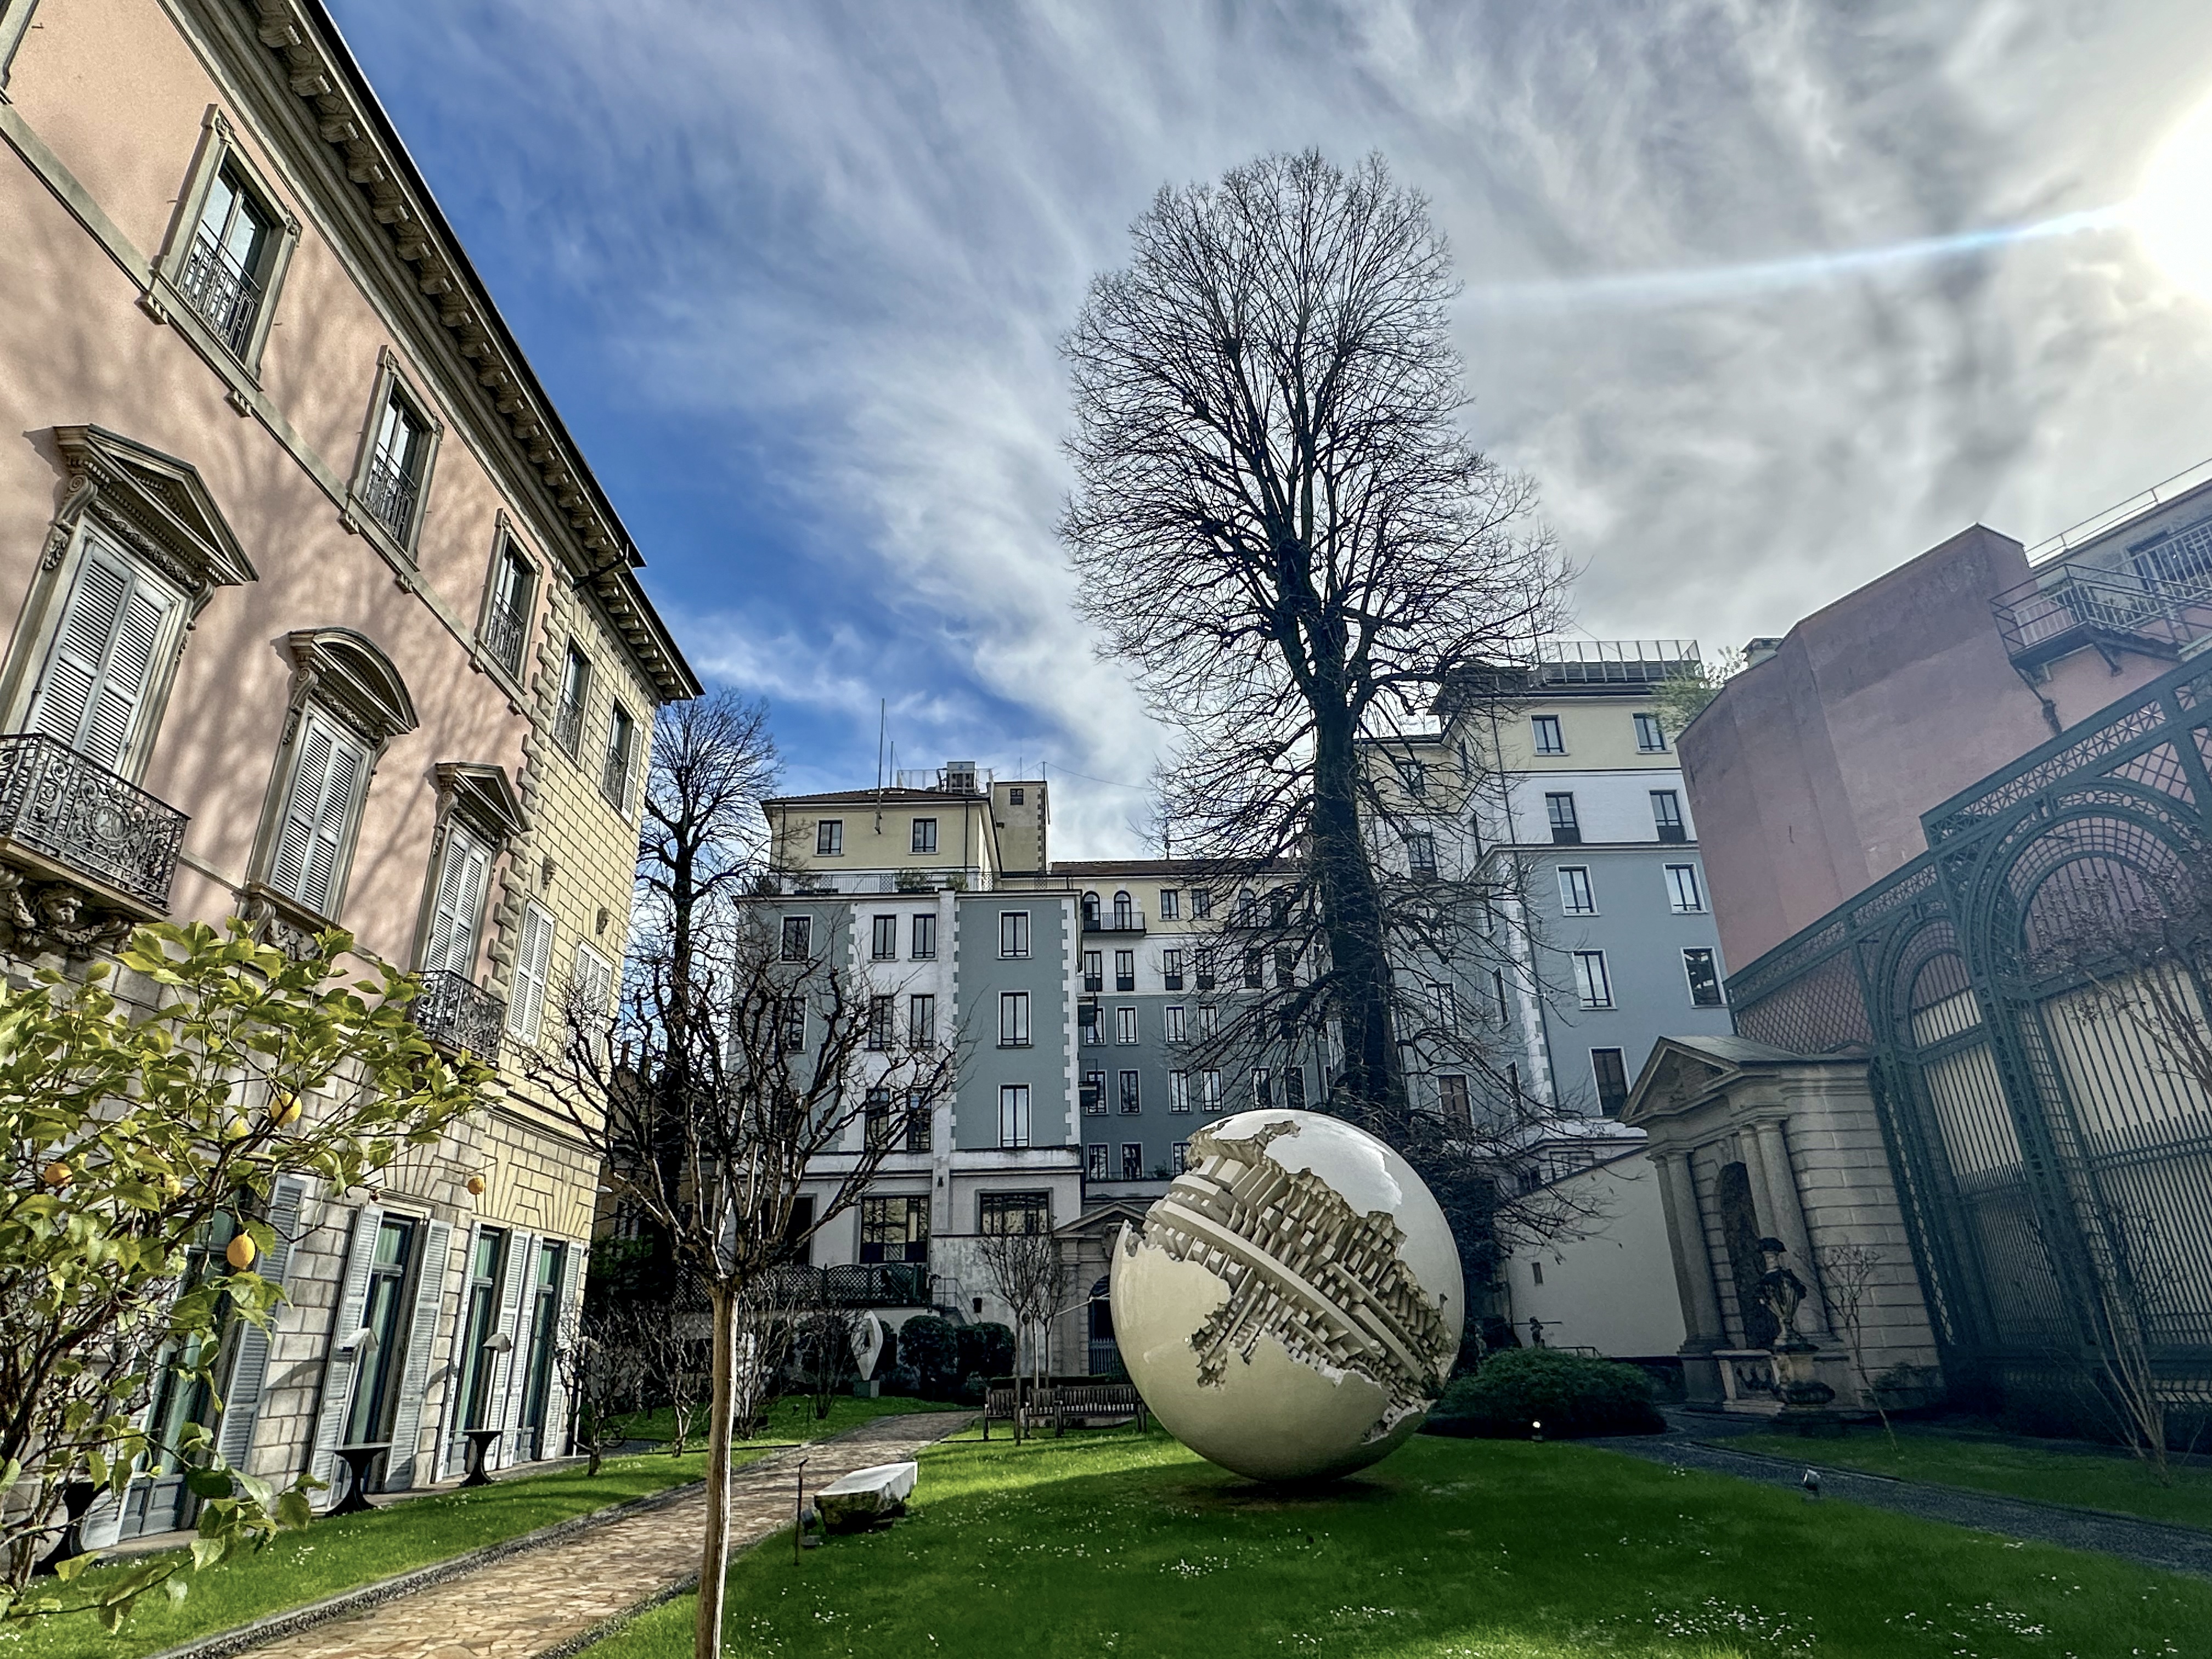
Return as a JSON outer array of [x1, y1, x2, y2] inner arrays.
[[26, 535, 178, 773], [506, 903, 556, 1043], [269, 712, 370, 916], [421, 827, 493, 977], [571, 943, 614, 1014]]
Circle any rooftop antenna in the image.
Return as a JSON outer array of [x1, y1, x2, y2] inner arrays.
[[875, 700, 887, 833]]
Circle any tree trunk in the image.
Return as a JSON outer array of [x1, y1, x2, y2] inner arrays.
[[695, 1282, 736, 1659], [1310, 702, 1402, 1124]]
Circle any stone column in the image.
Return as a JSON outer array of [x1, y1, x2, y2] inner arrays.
[[1653, 1148, 1725, 1345], [1751, 1117, 1831, 1340]]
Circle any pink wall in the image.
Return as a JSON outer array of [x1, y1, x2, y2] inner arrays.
[[1681, 524, 2171, 970]]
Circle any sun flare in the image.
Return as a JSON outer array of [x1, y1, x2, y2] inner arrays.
[[2137, 91, 2212, 300]]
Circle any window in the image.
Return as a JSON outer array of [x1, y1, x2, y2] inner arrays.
[[267, 712, 371, 917], [1406, 831, 1437, 876], [1169, 1071, 1190, 1114], [364, 388, 437, 548], [1000, 910, 1031, 958], [1285, 1066, 1307, 1110], [1684, 947, 1725, 1007], [1634, 712, 1668, 752], [1544, 793, 1581, 845], [1082, 949, 1102, 992], [1275, 948, 1298, 988], [178, 162, 284, 358], [911, 912, 937, 959], [1113, 890, 1136, 928], [997, 1086, 1031, 1150], [998, 991, 1031, 1047], [601, 703, 638, 814], [1195, 956, 1217, 991], [1115, 949, 1136, 992], [570, 944, 616, 1019], [506, 903, 557, 1043], [452, 1225, 506, 1452], [1008, 787, 1024, 805], [778, 998, 806, 1054], [479, 541, 534, 676], [1121, 1143, 1143, 1181], [1556, 866, 1595, 916], [421, 825, 493, 977], [1506, 1062, 1524, 1106], [1172, 1141, 1190, 1175], [1591, 1048, 1629, 1118], [1252, 1068, 1273, 1109], [1080, 1003, 1102, 1046], [1160, 889, 1180, 920], [1235, 887, 1256, 924], [780, 916, 812, 961], [1571, 950, 1613, 1009], [979, 1190, 1049, 1234], [1162, 949, 1184, 991], [1082, 1070, 1106, 1115], [554, 645, 590, 757], [1116, 1006, 1139, 1045], [25, 535, 180, 775], [343, 1217, 415, 1446], [1531, 714, 1566, 755], [1531, 1259, 1544, 1285], [911, 817, 939, 854], [816, 819, 844, 857], [872, 914, 899, 961], [1243, 952, 1264, 990], [1199, 1005, 1218, 1039], [909, 994, 936, 1045], [1087, 1143, 1108, 1180], [1191, 889, 1213, 920], [1666, 864, 1706, 913], [1493, 968, 1509, 1024], [1438, 1074, 1470, 1125], [1081, 891, 1101, 928], [867, 995, 894, 1051], [1429, 981, 1459, 1032], [864, 1086, 894, 1148], [1119, 1070, 1141, 1113], [1398, 757, 1427, 796], [858, 1195, 928, 1263], [1651, 790, 1687, 843], [1202, 1070, 1222, 1111], [1163, 1005, 1186, 1043]]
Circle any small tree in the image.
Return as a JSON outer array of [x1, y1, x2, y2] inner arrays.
[[1815, 1242, 1897, 1448], [555, 1305, 649, 1477], [796, 1303, 862, 1422], [634, 1290, 709, 1455], [974, 1226, 1068, 1438], [0, 922, 485, 1622]]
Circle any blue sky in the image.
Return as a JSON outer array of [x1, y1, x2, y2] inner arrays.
[[327, 0, 2212, 857]]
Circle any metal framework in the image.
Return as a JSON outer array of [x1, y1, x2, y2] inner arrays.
[[1726, 656, 2212, 1408]]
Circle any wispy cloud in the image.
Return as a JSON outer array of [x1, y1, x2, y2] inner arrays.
[[332, 0, 2212, 855]]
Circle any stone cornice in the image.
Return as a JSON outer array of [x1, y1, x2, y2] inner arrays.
[[217, 0, 699, 703]]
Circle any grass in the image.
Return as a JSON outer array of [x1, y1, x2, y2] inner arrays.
[[616, 1393, 963, 1450], [1, 1397, 944, 1659], [1725, 1424, 2212, 1533], [582, 1424, 2210, 1659]]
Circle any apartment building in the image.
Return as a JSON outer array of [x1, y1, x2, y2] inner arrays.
[[1, 0, 696, 1538]]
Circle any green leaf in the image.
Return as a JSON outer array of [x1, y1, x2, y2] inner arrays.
[[163, 1573, 189, 1605], [188, 1535, 226, 1570], [275, 1488, 314, 1530], [53, 1553, 92, 1582], [97, 1600, 127, 1633], [184, 1467, 233, 1500]]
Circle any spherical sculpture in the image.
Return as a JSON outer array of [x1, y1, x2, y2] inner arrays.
[[1111, 1109, 1464, 1482]]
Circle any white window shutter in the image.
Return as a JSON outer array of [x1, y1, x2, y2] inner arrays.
[[424, 828, 491, 976], [506, 905, 555, 1043], [383, 1220, 452, 1491], [298, 727, 368, 915], [26, 536, 175, 771], [493, 1231, 538, 1462], [572, 944, 614, 1013], [307, 1204, 383, 1498], [215, 1177, 305, 1470]]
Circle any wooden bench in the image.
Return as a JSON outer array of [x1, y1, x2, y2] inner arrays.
[[981, 1381, 1149, 1438]]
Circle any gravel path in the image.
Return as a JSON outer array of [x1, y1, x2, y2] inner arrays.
[[1588, 1430, 2212, 1580]]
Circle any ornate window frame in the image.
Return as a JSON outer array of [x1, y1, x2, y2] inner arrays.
[[0, 426, 258, 782], [143, 108, 302, 385], [409, 760, 526, 978], [342, 348, 444, 567]]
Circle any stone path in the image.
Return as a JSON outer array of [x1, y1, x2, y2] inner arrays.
[[1589, 1430, 2212, 1581], [220, 1413, 974, 1659]]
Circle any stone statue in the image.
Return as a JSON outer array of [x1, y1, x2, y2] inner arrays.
[[1754, 1237, 1808, 1343], [1754, 1237, 1837, 1417]]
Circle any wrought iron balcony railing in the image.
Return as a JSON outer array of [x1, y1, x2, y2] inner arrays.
[[1082, 909, 1146, 934], [176, 233, 264, 357], [360, 450, 420, 544], [411, 968, 505, 1058], [553, 692, 586, 757], [480, 602, 528, 678], [1993, 565, 2212, 671], [0, 733, 187, 907]]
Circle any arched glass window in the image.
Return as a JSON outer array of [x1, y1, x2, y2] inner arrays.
[[1081, 890, 1100, 928], [1113, 889, 1134, 928]]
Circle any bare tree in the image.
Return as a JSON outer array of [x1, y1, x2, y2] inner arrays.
[[532, 698, 954, 1659], [1815, 1243, 1898, 1448], [634, 1288, 709, 1455], [974, 1226, 1068, 1439], [1062, 148, 1572, 1274], [555, 1304, 648, 1477], [795, 1303, 864, 1423]]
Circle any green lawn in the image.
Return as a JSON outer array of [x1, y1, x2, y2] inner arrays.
[[584, 1425, 2209, 1659], [1725, 1425, 2212, 1533], [4, 1398, 943, 1659], [616, 1392, 963, 1450]]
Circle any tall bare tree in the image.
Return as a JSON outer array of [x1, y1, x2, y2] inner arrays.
[[973, 1226, 1069, 1437], [532, 698, 953, 1659], [1061, 149, 1568, 1267]]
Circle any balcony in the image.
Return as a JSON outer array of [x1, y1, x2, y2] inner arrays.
[[1082, 907, 1146, 935], [763, 1262, 929, 1307], [481, 602, 529, 679], [553, 692, 586, 757], [412, 968, 505, 1058], [176, 233, 264, 357], [0, 733, 188, 930], [1992, 564, 2212, 674], [360, 450, 420, 544]]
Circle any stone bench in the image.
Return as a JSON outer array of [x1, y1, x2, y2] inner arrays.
[[813, 1460, 918, 1534]]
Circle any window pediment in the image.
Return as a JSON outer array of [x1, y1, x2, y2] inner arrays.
[[282, 628, 417, 747], [49, 426, 257, 596], [434, 761, 527, 844]]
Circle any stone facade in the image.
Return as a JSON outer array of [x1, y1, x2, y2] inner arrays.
[[1, 0, 695, 1540]]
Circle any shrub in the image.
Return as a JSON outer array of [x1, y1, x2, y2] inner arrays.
[[958, 1321, 1017, 1381], [1423, 1348, 1666, 1440], [876, 1322, 900, 1378], [900, 1313, 961, 1396]]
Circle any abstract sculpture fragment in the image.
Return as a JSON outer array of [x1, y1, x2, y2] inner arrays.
[[1110, 1109, 1464, 1481]]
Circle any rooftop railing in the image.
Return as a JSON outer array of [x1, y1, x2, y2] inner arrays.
[[1991, 565, 2212, 670]]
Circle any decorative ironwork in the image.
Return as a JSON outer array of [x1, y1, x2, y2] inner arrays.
[[481, 601, 528, 678], [1928, 698, 2168, 841], [411, 968, 505, 1058], [553, 690, 586, 756], [0, 733, 187, 908], [360, 450, 419, 544], [175, 233, 264, 356], [761, 1262, 929, 1307]]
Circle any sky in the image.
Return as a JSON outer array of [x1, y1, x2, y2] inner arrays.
[[326, 0, 2212, 859]]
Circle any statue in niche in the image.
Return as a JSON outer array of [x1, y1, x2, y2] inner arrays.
[[1715, 1163, 1779, 1348], [1755, 1237, 1809, 1344]]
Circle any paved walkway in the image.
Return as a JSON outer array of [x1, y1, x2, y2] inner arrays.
[[1590, 1427, 2212, 1581], [224, 1413, 974, 1659]]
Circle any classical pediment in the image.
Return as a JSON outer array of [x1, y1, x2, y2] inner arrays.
[[435, 761, 528, 842], [50, 425, 257, 593]]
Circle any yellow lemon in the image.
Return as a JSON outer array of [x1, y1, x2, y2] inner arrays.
[[162, 1174, 182, 1198], [224, 1234, 258, 1271], [223, 1116, 251, 1142], [41, 1160, 71, 1188], [270, 1092, 302, 1127]]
